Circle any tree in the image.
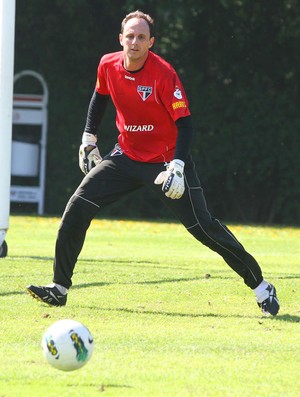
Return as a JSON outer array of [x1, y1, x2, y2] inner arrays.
[[14, 0, 300, 224]]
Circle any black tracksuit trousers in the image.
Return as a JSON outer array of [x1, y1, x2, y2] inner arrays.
[[53, 149, 263, 290]]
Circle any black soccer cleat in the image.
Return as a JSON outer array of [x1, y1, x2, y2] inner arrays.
[[26, 285, 67, 307], [257, 284, 279, 316]]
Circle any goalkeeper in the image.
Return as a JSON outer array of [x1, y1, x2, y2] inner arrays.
[[26, 10, 279, 316]]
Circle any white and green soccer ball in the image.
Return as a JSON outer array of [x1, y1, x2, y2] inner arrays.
[[42, 319, 94, 371]]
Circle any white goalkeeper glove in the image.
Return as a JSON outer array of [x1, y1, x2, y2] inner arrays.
[[154, 159, 185, 199], [79, 132, 102, 175]]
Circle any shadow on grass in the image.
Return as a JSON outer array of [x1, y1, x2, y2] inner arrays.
[[5, 255, 158, 265], [87, 306, 300, 322], [5, 255, 187, 270], [2, 290, 299, 322], [6, 255, 300, 277], [275, 314, 300, 323], [4, 255, 53, 261], [0, 277, 203, 298], [73, 276, 221, 290], [0, 272, 233, 300], [0, 276, 217, 298], [98, 306, 226, 318]]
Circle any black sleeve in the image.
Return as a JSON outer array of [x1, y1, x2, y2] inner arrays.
[[84, 91, 110, 135], [174, 116, 193, 162]]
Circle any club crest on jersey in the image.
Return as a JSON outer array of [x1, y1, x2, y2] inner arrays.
[[137, 85, 152, 101], [110, 144, 123, 157]]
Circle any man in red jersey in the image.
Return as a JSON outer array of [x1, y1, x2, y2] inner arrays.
[[26, 11, 279, 316]]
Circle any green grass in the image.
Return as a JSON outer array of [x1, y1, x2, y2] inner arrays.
[[0, 215, 299, 397]]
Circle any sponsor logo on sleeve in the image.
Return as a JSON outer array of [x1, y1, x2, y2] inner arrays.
[[172, 86, 187, 109], [174, 87, 183, 99], [172, 101, 187, 110]]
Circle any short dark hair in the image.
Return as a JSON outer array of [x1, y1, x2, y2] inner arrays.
[[121, 10, 154, 37]]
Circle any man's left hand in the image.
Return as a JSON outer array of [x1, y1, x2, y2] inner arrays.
[[154, 159, 185, 199]]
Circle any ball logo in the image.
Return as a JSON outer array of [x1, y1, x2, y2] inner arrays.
[[47, 339, 59, 358], [69, 330, 89, 362], [46, 337, 60, 359]]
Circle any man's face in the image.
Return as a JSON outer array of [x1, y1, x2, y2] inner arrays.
[[119, 18, 154, 64]]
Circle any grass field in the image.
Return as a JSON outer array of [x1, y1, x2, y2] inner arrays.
[[0, 215, 299, 397]]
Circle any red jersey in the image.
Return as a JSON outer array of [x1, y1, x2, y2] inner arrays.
[[95, 51, 191, 163]]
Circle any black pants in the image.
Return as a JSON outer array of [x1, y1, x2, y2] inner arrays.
[[53, 149, 263, 290]]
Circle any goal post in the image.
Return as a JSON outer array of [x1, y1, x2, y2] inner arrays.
[[0, 0, 16, 253]]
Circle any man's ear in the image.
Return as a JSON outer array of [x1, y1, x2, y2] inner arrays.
[[119, 33, 123, 47], [149, 37, 155, 48]]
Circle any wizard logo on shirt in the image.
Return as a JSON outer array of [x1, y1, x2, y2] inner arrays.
[[137, 86, 152, 101]]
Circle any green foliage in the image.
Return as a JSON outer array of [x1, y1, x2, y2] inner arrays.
[[14, 0, 300, 224]]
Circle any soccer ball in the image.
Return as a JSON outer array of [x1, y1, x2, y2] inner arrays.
[[42, 319, 94, 371]]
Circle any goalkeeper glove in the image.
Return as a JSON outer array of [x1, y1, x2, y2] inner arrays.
[[79, 132, 102, 175], [154, 159, 185, 199]]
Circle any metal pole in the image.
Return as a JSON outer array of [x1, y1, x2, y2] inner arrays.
[[0, 0, 16, 255]]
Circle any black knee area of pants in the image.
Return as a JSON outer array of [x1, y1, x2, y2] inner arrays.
[[186, 222, 220, 251], [186, 219, 243, 254], [59, 195, 98, 234]]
